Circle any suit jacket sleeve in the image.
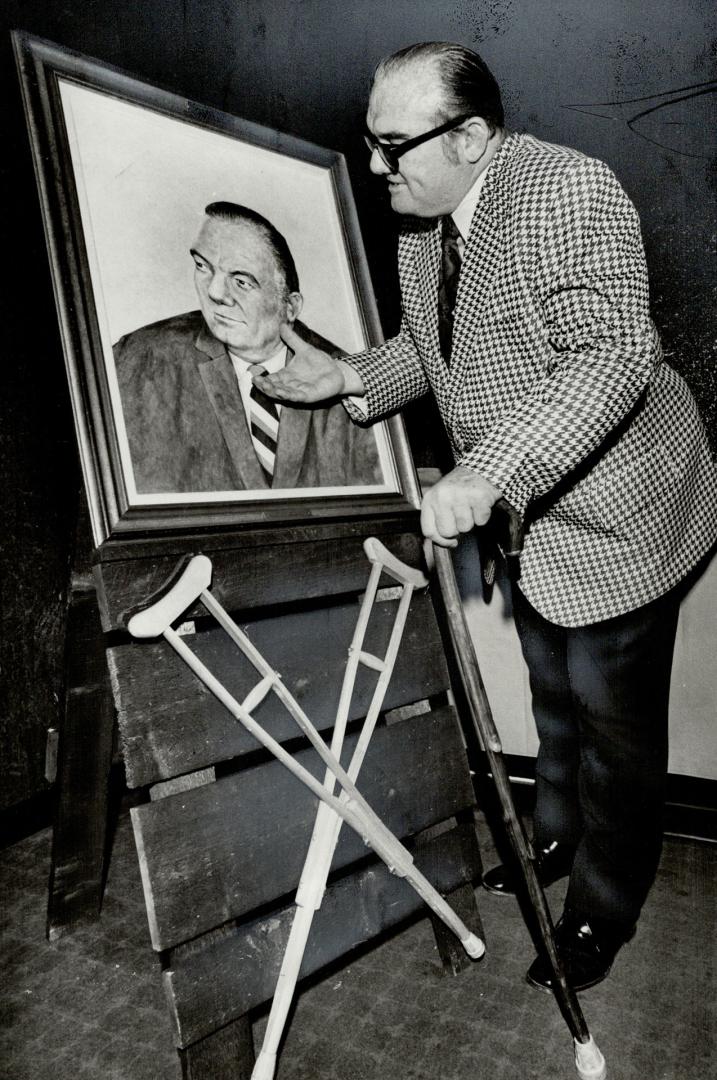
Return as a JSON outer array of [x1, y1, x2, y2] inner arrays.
[[458, 158, 662, 514], [342, 312, 430, 422]]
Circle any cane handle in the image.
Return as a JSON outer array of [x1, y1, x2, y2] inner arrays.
[[362, 537, 428, 589], [127, 555, 212, 638]]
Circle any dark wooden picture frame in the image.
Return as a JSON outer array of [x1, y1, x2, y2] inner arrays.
[[13, 31, 420, 545]]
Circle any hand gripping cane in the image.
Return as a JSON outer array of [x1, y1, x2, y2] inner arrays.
[[127, 549, 484, 983], [252, 538, 449, 1080], [431, 520, 606, 1080]]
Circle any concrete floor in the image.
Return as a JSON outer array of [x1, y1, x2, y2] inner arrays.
[[1, 811, 715, 1080]]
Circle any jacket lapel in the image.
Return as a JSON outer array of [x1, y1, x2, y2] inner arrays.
[[399, 220, 441, 355], [195, 325, 269, 490], [449, 134, 517, 374], [272, 347, 312, 488]]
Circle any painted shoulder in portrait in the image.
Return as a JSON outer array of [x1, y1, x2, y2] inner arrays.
[[13, 32, 419, 543]]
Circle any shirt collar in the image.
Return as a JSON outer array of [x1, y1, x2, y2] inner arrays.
[[229, 342, 287, 377], [451, 159, 493, 242]]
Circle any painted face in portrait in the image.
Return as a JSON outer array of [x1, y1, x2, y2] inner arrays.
[[366, 61, 487, 219], [191, 216, 302, 361]]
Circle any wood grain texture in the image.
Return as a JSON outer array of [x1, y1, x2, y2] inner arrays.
[[96, 525, 424, 630], [429, 879, 485, 977], [163, 820, 482, 1047], [179, 1015, 254, 1080], [111, 592, 449, 787], [47, 569, 116, 939], [131, 705, 471, 950]]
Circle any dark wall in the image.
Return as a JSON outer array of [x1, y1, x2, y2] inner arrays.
[[1, 0, 714, 809]]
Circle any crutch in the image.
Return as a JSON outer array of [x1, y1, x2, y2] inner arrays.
[[127, 552, 484, 958], [252, 539, 443, 1080], [431, 527, 607, 1080]]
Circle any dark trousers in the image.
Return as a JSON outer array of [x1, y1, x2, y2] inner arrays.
[[511, 585, 681, 926]]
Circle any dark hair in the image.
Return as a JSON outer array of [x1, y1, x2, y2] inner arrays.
[[204, 201, 300, 294], [374, 41, 504, 133]]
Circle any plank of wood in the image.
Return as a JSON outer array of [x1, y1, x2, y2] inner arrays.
[[111, 592, 449, 787], [179, 1015, 254, 1080], [429, 879, 485, 976], [164, 820, 482, 1048], [96, 526, 423, 630], [131, 705, 472, 951], [47, 570, 116, 940]]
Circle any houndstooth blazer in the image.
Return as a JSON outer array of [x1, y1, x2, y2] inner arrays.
[[346, 132, 717, 626]]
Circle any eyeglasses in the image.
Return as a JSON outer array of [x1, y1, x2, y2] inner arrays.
[[364, 114, 473, 174]]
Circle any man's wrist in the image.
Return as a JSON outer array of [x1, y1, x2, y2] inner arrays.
[[336, 359, 366, 397]]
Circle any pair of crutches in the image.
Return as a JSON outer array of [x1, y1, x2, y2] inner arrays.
[[128, 539, 485, 1080]]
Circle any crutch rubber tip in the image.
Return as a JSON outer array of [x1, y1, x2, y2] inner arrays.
[[251, 1051, 277, 1080], [574, 1036, 606, 1080], [463, 933, 486, 959]]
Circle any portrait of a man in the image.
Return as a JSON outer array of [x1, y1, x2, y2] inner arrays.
[[114, 201, 382, 494]]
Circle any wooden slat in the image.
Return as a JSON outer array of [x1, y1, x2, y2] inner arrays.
[[47, 570, 116, 940], [179, 1016, 254, 1080], [132, 706, 471, 950], [111, 592, 449, 787], [96, 525, 423, 630], [164, 821, 482, 1048]]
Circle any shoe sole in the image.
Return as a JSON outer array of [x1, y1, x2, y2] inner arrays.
[[525, 962, 613, 994], [481, 869, 571, 897]]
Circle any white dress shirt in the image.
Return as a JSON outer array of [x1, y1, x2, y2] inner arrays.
[[450, 161, 492, 249], [229, 343, 286, 421], [349, 162, 494, 414]]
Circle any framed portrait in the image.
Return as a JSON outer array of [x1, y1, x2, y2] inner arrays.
[[13, 32, 420, 545]]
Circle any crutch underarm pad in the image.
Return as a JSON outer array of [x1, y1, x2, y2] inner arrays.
[[363, 538, 428, 589], [128, 555, 213, 638]]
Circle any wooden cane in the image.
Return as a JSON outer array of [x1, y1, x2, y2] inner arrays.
[[432, 540, 606, 1080], [252, 539, 434, 1080], [128, 556, 484, 958]]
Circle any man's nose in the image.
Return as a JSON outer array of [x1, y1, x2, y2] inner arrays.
[[368, 146, 392, 177], [207, 271, 232, 304]]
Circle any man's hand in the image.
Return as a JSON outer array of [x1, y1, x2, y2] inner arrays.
[[252, 324, 365, 402], [420, 466, 503, 547]]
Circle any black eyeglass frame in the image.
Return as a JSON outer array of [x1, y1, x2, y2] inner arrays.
[[364, 113, 474, 174]]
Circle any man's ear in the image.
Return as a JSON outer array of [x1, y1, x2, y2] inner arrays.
[[461, 117, 491, 164], [285, 291, 304, 323]]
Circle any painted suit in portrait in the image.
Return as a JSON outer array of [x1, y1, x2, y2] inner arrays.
[[115, 314, 382, 494]]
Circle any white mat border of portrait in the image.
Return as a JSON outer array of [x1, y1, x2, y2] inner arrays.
[[59, 76, 400, 504]]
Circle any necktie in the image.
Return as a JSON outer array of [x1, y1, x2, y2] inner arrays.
[[437, 215, 462, 362], [248, 372, 279, 482]]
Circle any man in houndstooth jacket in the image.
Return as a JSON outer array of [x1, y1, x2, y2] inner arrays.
[[256, 42, 717, 991]]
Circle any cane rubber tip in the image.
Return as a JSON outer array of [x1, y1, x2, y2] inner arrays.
[[463, 933, 486, 959], [574, 1036, 606, 1080], [251, 1052, 277, 1080]]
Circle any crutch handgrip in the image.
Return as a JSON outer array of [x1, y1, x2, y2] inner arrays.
[[127, 555, 212, 638], [362, 538, 428, 589], [241, 674, 277, 714]]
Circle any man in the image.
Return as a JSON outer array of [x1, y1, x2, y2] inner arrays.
[[114, 202, 381, 493], [255, 42, 717, 991]]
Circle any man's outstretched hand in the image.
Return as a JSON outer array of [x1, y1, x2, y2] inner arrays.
[[421, 465, 503, 547], [252, 324, 366, 402]]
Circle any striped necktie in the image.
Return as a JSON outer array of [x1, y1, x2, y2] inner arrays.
[[437, 214, 462, 363], [248, 371, 280, 482]]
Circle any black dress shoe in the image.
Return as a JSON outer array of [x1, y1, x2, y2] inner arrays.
[[526, 908, 636, 993], [482, 841, 575, 895]]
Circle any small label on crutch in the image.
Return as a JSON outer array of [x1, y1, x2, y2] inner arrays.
[[176, 620, 196, 636]]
